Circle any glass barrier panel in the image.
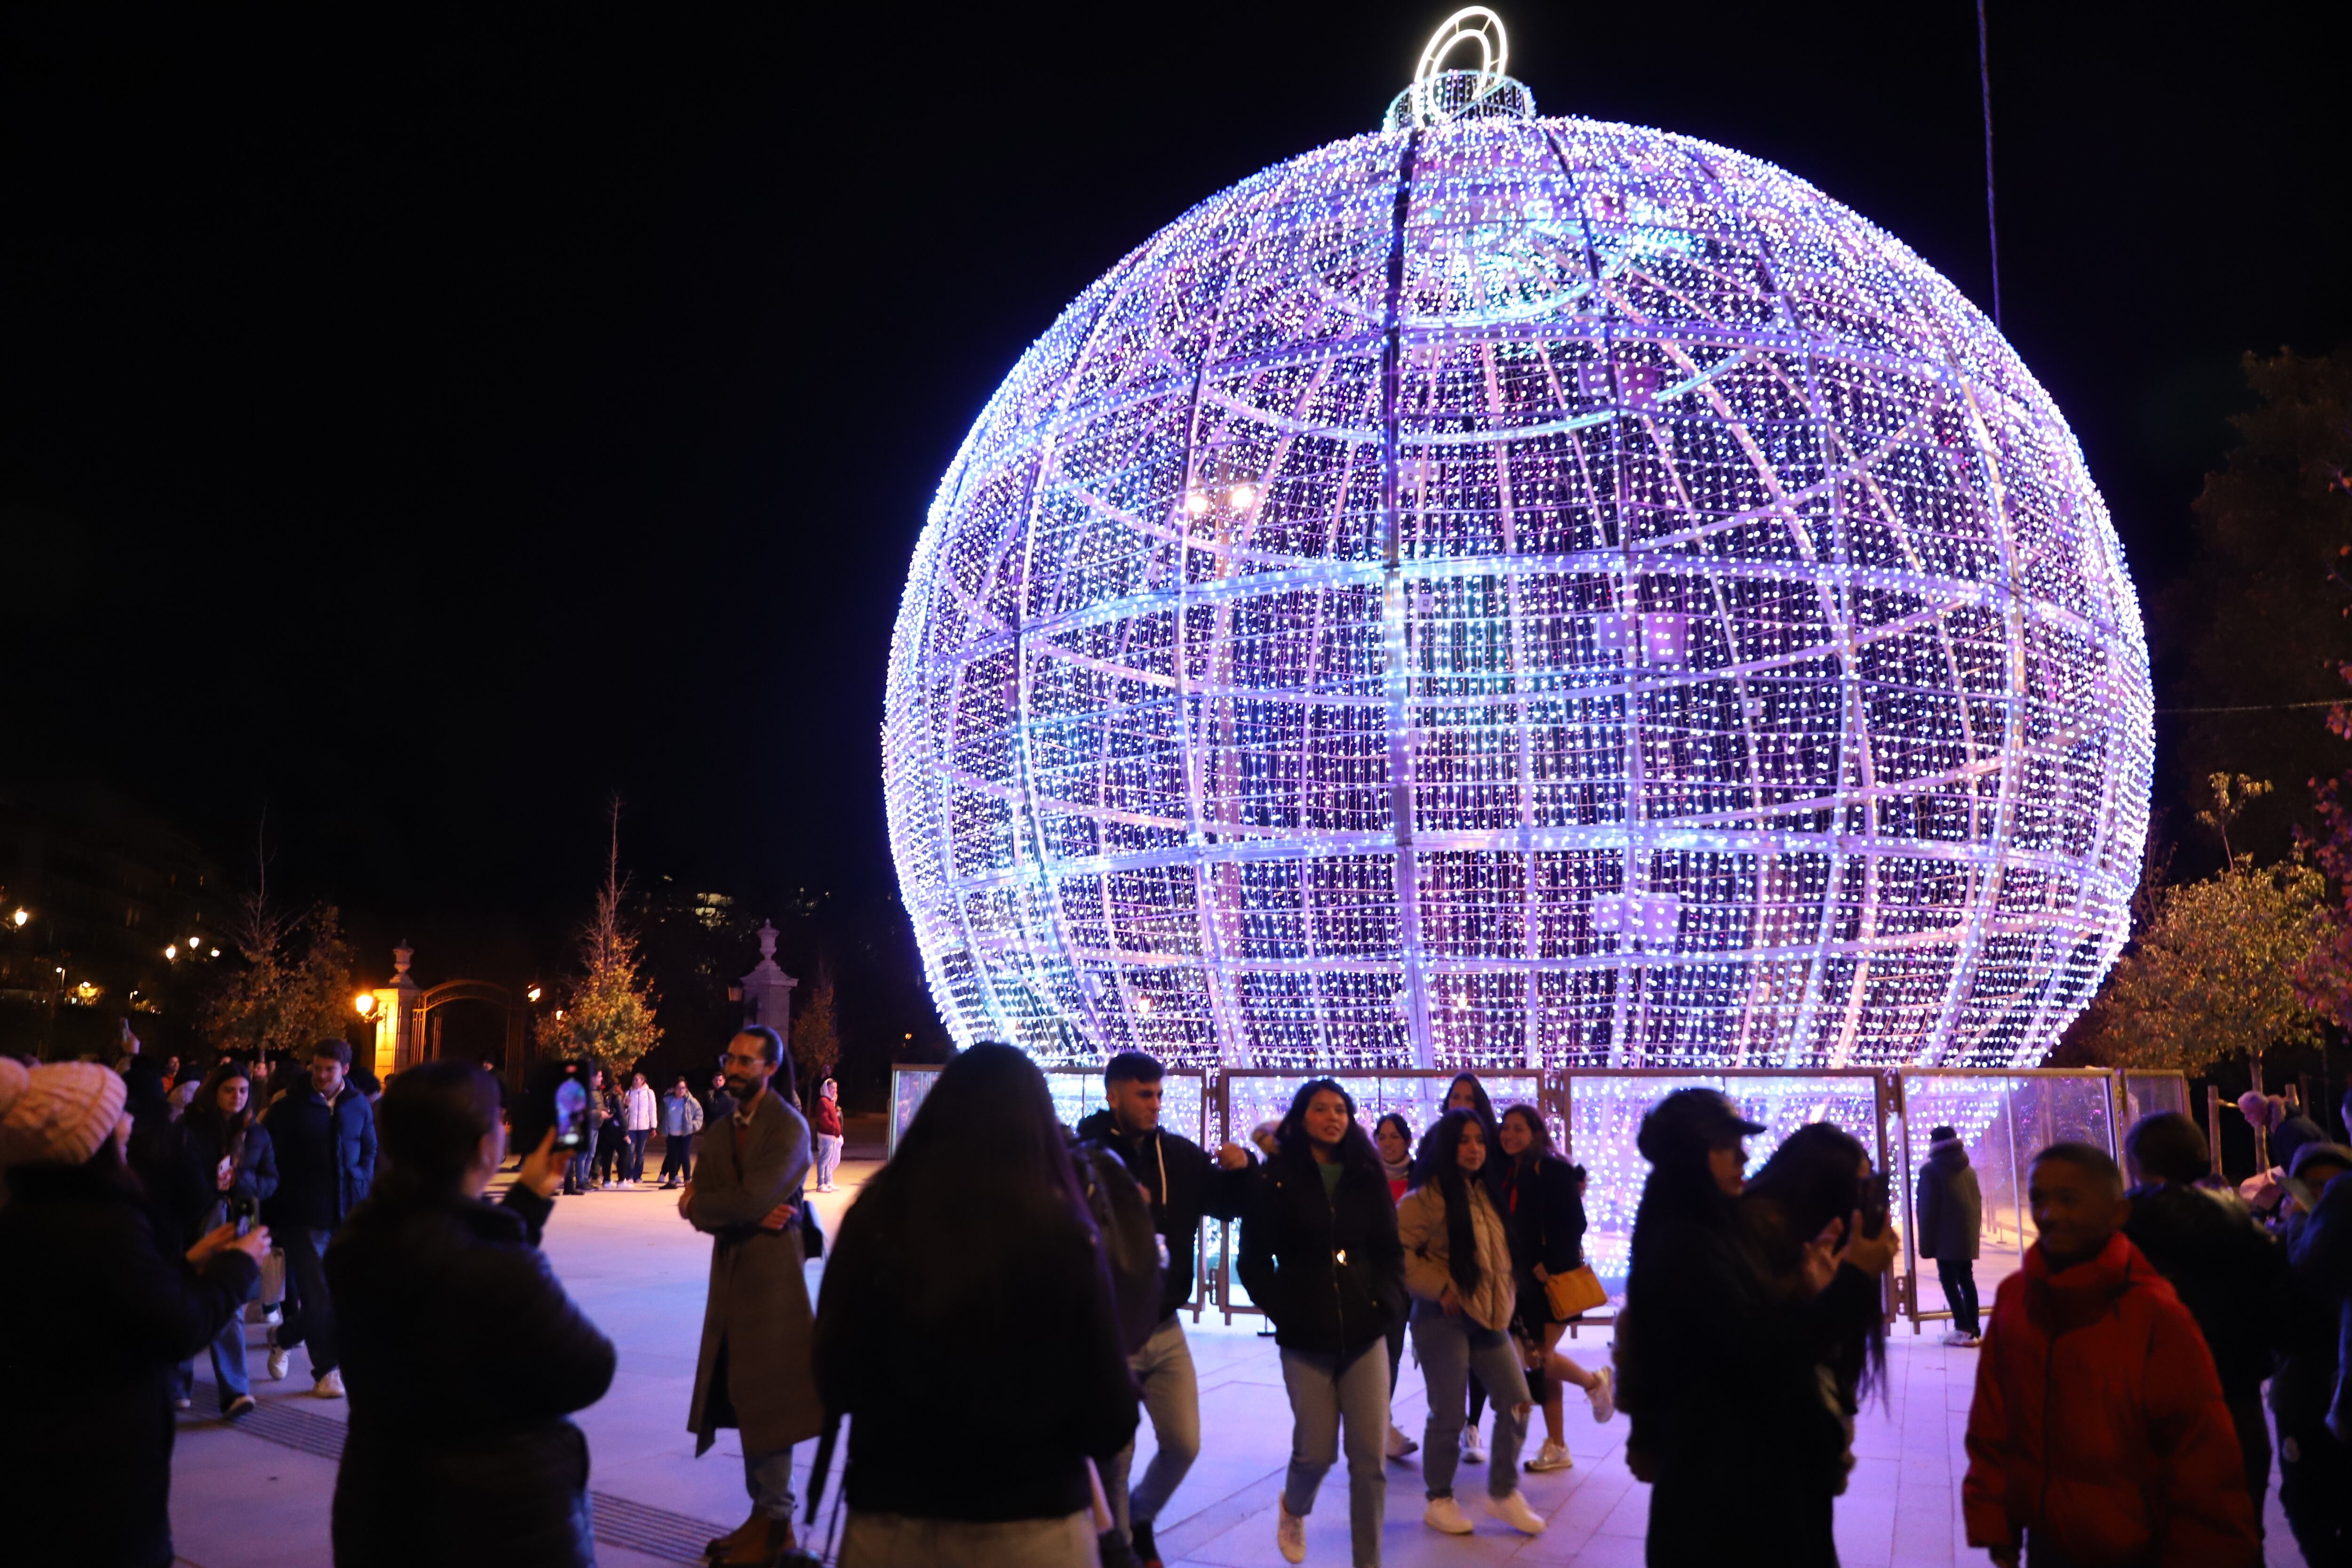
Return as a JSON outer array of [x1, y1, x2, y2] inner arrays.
[[2120, 1072, 2189, 1128], [889, 1066, 943, 1154]]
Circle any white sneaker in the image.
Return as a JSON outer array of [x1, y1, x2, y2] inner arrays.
[[266, 1346, 290, 1381], [1423, 1496, 1474, 1535], [175, 1396, 192, 1410], [313, 1369, 345, 1398], [1462, 1426, 1486, 1464], [263, 1305, 282, 1326], [1483, 1490, 1547, 1536], [1276, 1496, 1307, 1563], [1587, 1364, 1616, 1423], [1941, 1329, 1973, 1346], [1526, 1439, 1574, 1472], [1386, 1421, 1419, 1460]]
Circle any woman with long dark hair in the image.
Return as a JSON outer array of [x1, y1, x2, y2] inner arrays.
[[1493, 1104, 1613, 1473], [169, 1059, 278, 1417], [1615, 1090, 1894, 1567], [1372, 1112, 1419, 1463], [1237, 1078, 1403, 1567], [1398, 1110, 1547, 1538], [814, 1043, 1138, 1567], [1440, 1073, 1502, 1457], [326, 1060, 613, 1568]]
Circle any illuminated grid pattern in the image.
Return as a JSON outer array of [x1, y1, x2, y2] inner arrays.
[[883, 75, 2152, 1073]]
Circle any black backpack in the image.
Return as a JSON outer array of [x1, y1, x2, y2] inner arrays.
[[1072, 1138, 1166, 1354]]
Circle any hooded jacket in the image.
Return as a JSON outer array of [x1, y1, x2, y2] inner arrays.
[[1917, 1137, 1983, 1262], [1074, 1107, 1256, 1323], [2122, 1181, 2285, 1402], [1963, 1231, 2259, 1568]]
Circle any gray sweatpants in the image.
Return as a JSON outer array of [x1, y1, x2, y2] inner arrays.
[[1279, 1339, 1389, 1568], [1411, 1302, 1530, 1499], [1106, 1315, 1201, 1535]]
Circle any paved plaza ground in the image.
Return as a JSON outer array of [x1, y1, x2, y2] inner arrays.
[[168, 1133, 2304, 1568]]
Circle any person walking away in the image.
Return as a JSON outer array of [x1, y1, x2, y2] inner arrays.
[[2120, 1111, 2285, 1535], [327, 1061, 616, 1568], [261, 1038, 376, 1397], [1073, 1051, 1258, 1568], [1441, 1073, 1501, 1459], [623, 1071, 659, 1185], [813, 1077, 844, 1193], [1237, 1078, 1403, 1568], [1493, 1104, 1614, 1474], [1398, 1110, 1548, 1538], [815, 1043, 1140, 1568], [1373, 1113, 1419, 1463], [2274, 1141, 2352, 1566], [170, 1061, 279, 1417], [1917, 1123, 1985, 1345], [659, 1075, 704, 1188], [1963, 1142, 2258, 1568], [0, 1059, 270, 1568], [680, 1027, 823, 1566], [1615, 1088, 1892, 1567]]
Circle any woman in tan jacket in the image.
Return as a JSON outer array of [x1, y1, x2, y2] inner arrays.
[[1397, 1111, 1547, 1540]]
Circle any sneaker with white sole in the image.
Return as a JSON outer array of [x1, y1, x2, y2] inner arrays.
[[1526, 1439, 1574, 1472], [1587, 1364, 1616, 1423], [313, 1368, 345, 1398], [1423, 1496, 1474, 1535], [1276, 1496, 1307, 1563], [1462, 1426, 1486, 1464], [1483, 1490, 1547, 1536], [266, 1346, 290, 1381], [1386, 1421, 1419, 1460]]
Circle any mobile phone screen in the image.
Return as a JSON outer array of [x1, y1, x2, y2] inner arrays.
[[555, 1079, 588, 1148]]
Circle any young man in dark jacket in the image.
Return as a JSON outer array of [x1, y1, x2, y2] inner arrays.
[[1916, 1123, 1984, 1345], [2275, 1141, 2352, 1567], [1075, 1050, 1257, 1568], [260, 1037, 377, 1397], [2121, 1111, 2286, 1531]]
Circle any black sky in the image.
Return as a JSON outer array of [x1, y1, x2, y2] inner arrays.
[[4, 3, 2348, 972]]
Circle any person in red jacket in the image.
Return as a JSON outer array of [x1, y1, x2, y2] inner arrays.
[[1963, 1142, 2258, 1568]]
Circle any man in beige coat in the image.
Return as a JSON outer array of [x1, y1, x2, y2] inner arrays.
[[679, 1026, 823, 1566]]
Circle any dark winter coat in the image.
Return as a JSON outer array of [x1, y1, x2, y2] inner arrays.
[[1916, 1137, 1982, 1262], [2123, 1181, 2285, 1403], [327, 1183, 615, 1568], [2272, 1191, 2344, 1433], [0, 1159, 259, 1568], [1236, 1153, 1403, 1357], [1963, 1232, 2258, 1568], [1074, 1108, 1257, 1323], [263, 1083, 377, 1231], [169, 1114, 279, 1244], [1495, 1151, 1585, 1273], [814, 1185, 1139, 1522], [2287, 1168, 2352, 1441]]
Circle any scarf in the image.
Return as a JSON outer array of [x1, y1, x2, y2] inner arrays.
[[1382, 1151, 1412, 1189]]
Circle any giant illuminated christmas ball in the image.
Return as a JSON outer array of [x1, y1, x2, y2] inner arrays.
[[883, 15, 2152, 1073]]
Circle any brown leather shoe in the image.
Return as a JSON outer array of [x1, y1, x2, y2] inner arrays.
[[712, 1514, 796, 1566], [705, 1509, 763, 1559]]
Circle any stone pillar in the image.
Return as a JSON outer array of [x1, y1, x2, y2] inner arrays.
[[368, 941, 425, 1080], [740, 921, 798, 1042]]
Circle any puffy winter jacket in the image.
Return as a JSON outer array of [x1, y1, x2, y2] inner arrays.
[[2122, 1181, 2285, 1402], [262, 1084, 376, 1231], [660, 1089, 704, 1138], [1073, 1108, 1256, 1322], [1917, 1138, 1983, 1262], [1963, 1231, 2258, 1568], [1237, 1152, 1403, 1357]]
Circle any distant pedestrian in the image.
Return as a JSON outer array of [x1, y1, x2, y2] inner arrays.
[[813, 1076, 844, 1193], [680, 1027, 823, 1565], [707, 1070, 736, 1127], [1372, 1113, 1418, 1463], [1492, 1104, 1613, 1475], [659, 1075, 704, 1188], [1916, 1122, 1984, 1345], [328, 1060, 615, 1568], [1238, 1078, 1403, 1568], [1398, 1109, 1547, 1540], [169, 1061, 278, 1418], [816, 1042, 1140, 1568], [1963, 1142, 2258, 1568], [623, 1071, 658, 1184], [2275, 1139, 2352, 1565], [1074, 1050, 1258, 1568], [591, 1073, 626, 1188], [559, 1062, 593, 1196], [0, 1059, 269, 1568], [2121, 1110, 2285, 1534], [261, 1038, 376, 1399]]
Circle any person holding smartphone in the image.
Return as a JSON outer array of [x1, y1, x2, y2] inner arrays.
[[169, 1061, 279, 1417]]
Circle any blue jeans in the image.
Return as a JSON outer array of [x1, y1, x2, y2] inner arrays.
[[625, 1128, 651, 1180], [175, 1307, 251, 1410], [1279, 1340, 1389, 1568], [747, 1445, 796, 1521], [1411, 1302, 1530, 1499]]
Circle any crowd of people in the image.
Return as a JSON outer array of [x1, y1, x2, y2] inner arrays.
[[2, 1027, 2349, 1568]]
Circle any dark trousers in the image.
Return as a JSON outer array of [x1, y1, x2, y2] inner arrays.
[[564, 1146, 591, 1194], [592, 1125, 622, 1183], [659, 1134, 694, 1184], [625, 1128, 650, 1181], [2223, 1388, 2271, 1540], [273, 1224, 339, 1375], [1938, 1257, 1981, 1337], [2277, 1410, 2350, 1567]]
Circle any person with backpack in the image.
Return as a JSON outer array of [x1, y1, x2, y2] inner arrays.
[[814, 1043, 1138, 1568], [1073, 1051, 1259, 1568], [1238, 1078, 1404, 1568]]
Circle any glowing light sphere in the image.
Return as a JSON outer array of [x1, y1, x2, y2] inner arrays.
[[883, 39, 2152, 1075]]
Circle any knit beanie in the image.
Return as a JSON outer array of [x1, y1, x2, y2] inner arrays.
[[0, 1062, 128, 1168]]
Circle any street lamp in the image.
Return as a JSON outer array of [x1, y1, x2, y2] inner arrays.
[[525, 985, 543, 1003], [9, 908, 26, 928], [354, 992, 377, 1018]]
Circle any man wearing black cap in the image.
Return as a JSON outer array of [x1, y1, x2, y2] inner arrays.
[[1917, 1123, 1983, 1345]]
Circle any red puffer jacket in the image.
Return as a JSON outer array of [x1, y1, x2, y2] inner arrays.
[[1963, 1230, 2258, 1567]]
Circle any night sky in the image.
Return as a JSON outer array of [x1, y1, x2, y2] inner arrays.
[[6, 4, 2348, 979]]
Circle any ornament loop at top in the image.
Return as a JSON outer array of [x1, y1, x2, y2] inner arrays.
[[1411, 7, 1509, 126]]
